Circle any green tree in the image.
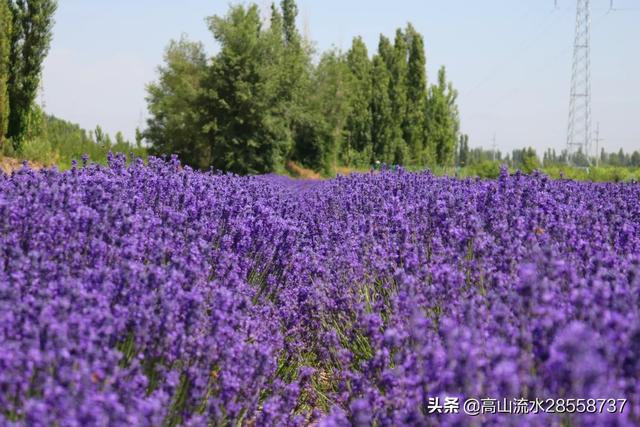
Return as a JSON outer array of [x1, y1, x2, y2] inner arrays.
[[145, 37, 208, 168], [458, 133, 469, 166], [425, 66, 459, 166], [0, 0, 11, 149], [513, 147, 540, 172], [377, 31, 408, 165], [405, 23, 427, 165], [135, 127, 143, 149], [201, 4, 289, 174], [276, 0, 317, 170], [300, 49, 352, 173], [91, 124, 112, 148], [281, 0, 298, 47], [371, 38, 394, 164], [115, 131, 126, 146], [7, 0, 57, 150], [390, 29, 409, 164], [343, 36, 372, 166], [572, 148, 589, 167], [600, 148, 607, 165], [522, 147, 540, 173], [617, 148, 627, 167], [93, 125, 105, 146]]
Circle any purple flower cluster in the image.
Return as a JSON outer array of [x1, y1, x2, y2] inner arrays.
[[1, 155, 639, 426]]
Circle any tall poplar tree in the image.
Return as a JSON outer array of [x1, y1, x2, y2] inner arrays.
[[0, 1, 12, 149], [426, 66, 459, 166], [344, 36, 372, 166], [279, 0, 307, 105], [458, 133, 469, 166], [281, 0, 298, 47], [390, 29, 409, 164], [405, 24, 427, 165], [7, 0, 57, 150], [279, 0, 321, 171], [301, 50, 352, 173], [371, 36, 394, 164], [264, 3, 287, 127]]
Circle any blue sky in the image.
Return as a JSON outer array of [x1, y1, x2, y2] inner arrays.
[[42, 0, 640, 155]]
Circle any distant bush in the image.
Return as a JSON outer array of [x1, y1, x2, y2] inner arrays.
[[465, 160, 501, 179], [542, 166, 638, 183], [20, 136, 58, 166], [543, 166, 589, 181], [588, 166, 637, 182], [440, 164, 640, 183]]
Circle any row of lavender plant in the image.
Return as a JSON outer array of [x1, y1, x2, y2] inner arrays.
[[1, 154, 639, 426]]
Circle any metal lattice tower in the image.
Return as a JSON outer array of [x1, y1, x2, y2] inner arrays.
[[566, 0, 592, 164]]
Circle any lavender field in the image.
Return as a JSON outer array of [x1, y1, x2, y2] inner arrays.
[[1, 155, 639, 426]]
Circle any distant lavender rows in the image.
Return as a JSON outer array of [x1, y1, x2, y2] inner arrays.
[[1, 155, 639, 426]]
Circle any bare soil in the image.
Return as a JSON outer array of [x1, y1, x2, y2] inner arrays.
[[0, 157, 43, 174]]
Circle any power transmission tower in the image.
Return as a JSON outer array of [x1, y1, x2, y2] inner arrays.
[[566, 0, 592, 165]]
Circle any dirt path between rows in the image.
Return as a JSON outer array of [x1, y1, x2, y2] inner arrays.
[[0, 157, 44, 174]]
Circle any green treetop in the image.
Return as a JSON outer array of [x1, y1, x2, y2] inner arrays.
[[405, 23, 427, 165], [145, 37, 208, 168], [426, 66, 460, 167], [390, 29, 409, 164], [0, 0, 12, 149], [201, 4, 290, 174], [344, 36, 372, 166], [371, 37, 394, 164]]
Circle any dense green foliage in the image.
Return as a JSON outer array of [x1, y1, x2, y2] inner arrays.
[[404, 24, 428, 166], [0, 1, 11, 149], [145, 1, 461, 175], [6, 0, 57, 150], [201, 5, 292, 174], [342, 36, 372, 167], [426, 67, 459, 167], [145, 37, 208, 169]]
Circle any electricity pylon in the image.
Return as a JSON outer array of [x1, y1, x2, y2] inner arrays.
[[566, 0, 592, 165]]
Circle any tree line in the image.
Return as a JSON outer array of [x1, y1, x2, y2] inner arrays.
[[542, 147, 640, 168], [457, 140, 640, 171], [145, 1, 461, 175]]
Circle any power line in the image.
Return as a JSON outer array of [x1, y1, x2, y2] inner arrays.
[[475, 5, 612, 126], [463, 1, 629, 152], [464, 3, 616, 105], [465, 7, 568, 96]]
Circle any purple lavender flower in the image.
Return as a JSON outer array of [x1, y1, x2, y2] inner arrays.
[[0, 159, 638, 425]]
